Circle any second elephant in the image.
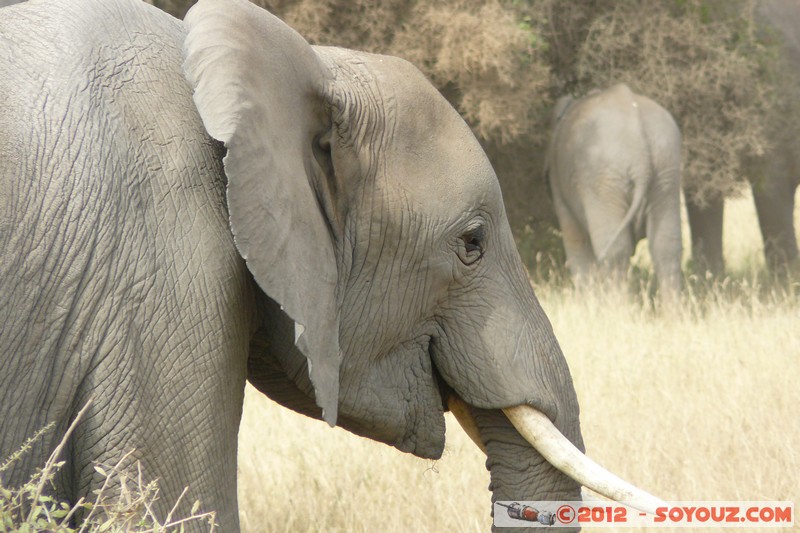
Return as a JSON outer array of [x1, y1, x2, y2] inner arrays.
[[546, 84, 683, 297], [687, 0, 800, 277]]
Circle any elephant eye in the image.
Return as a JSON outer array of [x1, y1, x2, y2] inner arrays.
[[458, 225, 485, 266]]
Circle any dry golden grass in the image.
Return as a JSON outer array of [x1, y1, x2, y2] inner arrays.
[[237, 190, 799, 532], [237, 392, 490, 532]]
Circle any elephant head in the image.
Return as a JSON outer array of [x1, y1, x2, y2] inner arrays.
[[184, 0, 661, 520]]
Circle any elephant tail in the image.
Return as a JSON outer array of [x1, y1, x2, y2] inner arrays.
[[598, 93, 655, 263], [597, 174, 648, 262]]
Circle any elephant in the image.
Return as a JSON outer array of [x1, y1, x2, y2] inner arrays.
[[545, 84, 683, 298], [750, 0, 800, 273], [686, 0, 800, 277], [0, 0, 660, 530]]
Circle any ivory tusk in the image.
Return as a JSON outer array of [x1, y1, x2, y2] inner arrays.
[[447, 395, 487, 454], [503, 404, 665, 515]]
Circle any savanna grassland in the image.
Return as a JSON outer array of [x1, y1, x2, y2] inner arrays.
[[236, 191, 800, 533]]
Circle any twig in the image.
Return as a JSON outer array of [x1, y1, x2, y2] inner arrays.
[[27, 396, 95, 523], [59, 496, 86, 528], [161, 485, 189, 527], [77, 448, 136, 533]]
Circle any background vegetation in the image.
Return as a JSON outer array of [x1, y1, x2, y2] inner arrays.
[[148, 0, 789, 273]]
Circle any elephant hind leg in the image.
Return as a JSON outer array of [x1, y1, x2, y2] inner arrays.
[[552, 189, 595, 285], [753, 180, 798, 272], [646, 179, 683, 301]]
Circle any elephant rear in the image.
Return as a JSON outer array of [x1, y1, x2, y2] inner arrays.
[[549, 84, 653, 234], [547, 83, 682, 298]]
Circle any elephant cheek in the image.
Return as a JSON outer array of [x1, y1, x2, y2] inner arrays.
[[335, 344, 447, 459]]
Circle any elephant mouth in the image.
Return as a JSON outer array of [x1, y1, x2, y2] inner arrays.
[[446, 394, 664, 515]]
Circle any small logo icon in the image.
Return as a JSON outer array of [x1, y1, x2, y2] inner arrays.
[[496, 502, 556, 525]]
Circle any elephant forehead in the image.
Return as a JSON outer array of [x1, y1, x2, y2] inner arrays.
[[385, 84, 500, 216], [320, 48, 502, 216], [388, 143, 500, 217]]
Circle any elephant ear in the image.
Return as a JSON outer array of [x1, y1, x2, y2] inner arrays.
[[184, 0, 340, 424]]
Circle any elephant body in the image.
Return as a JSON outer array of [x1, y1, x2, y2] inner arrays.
[[0, 1, 249, 526], [546, 84, 683, 297], [750, 0, 800, 272], [0, 0, 644, 531], [751, 150, 799, 271], [687, 0, 800, 276]]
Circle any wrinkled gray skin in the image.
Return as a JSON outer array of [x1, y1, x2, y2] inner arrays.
[[0, 0, 583, 531], [688, 0, 800, 276], [751, 146, 799, 273], [546, 84, 683, 298]]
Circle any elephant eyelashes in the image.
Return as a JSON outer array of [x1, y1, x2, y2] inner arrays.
[[457, 225, 485, 265]]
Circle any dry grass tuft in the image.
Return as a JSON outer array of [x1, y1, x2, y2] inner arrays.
[[0, 399, 217, 532]]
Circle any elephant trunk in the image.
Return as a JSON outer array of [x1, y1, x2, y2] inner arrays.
[[503, 405, 664, 513], [471, 405, 581, 532], [449, 395, 664, 528]]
